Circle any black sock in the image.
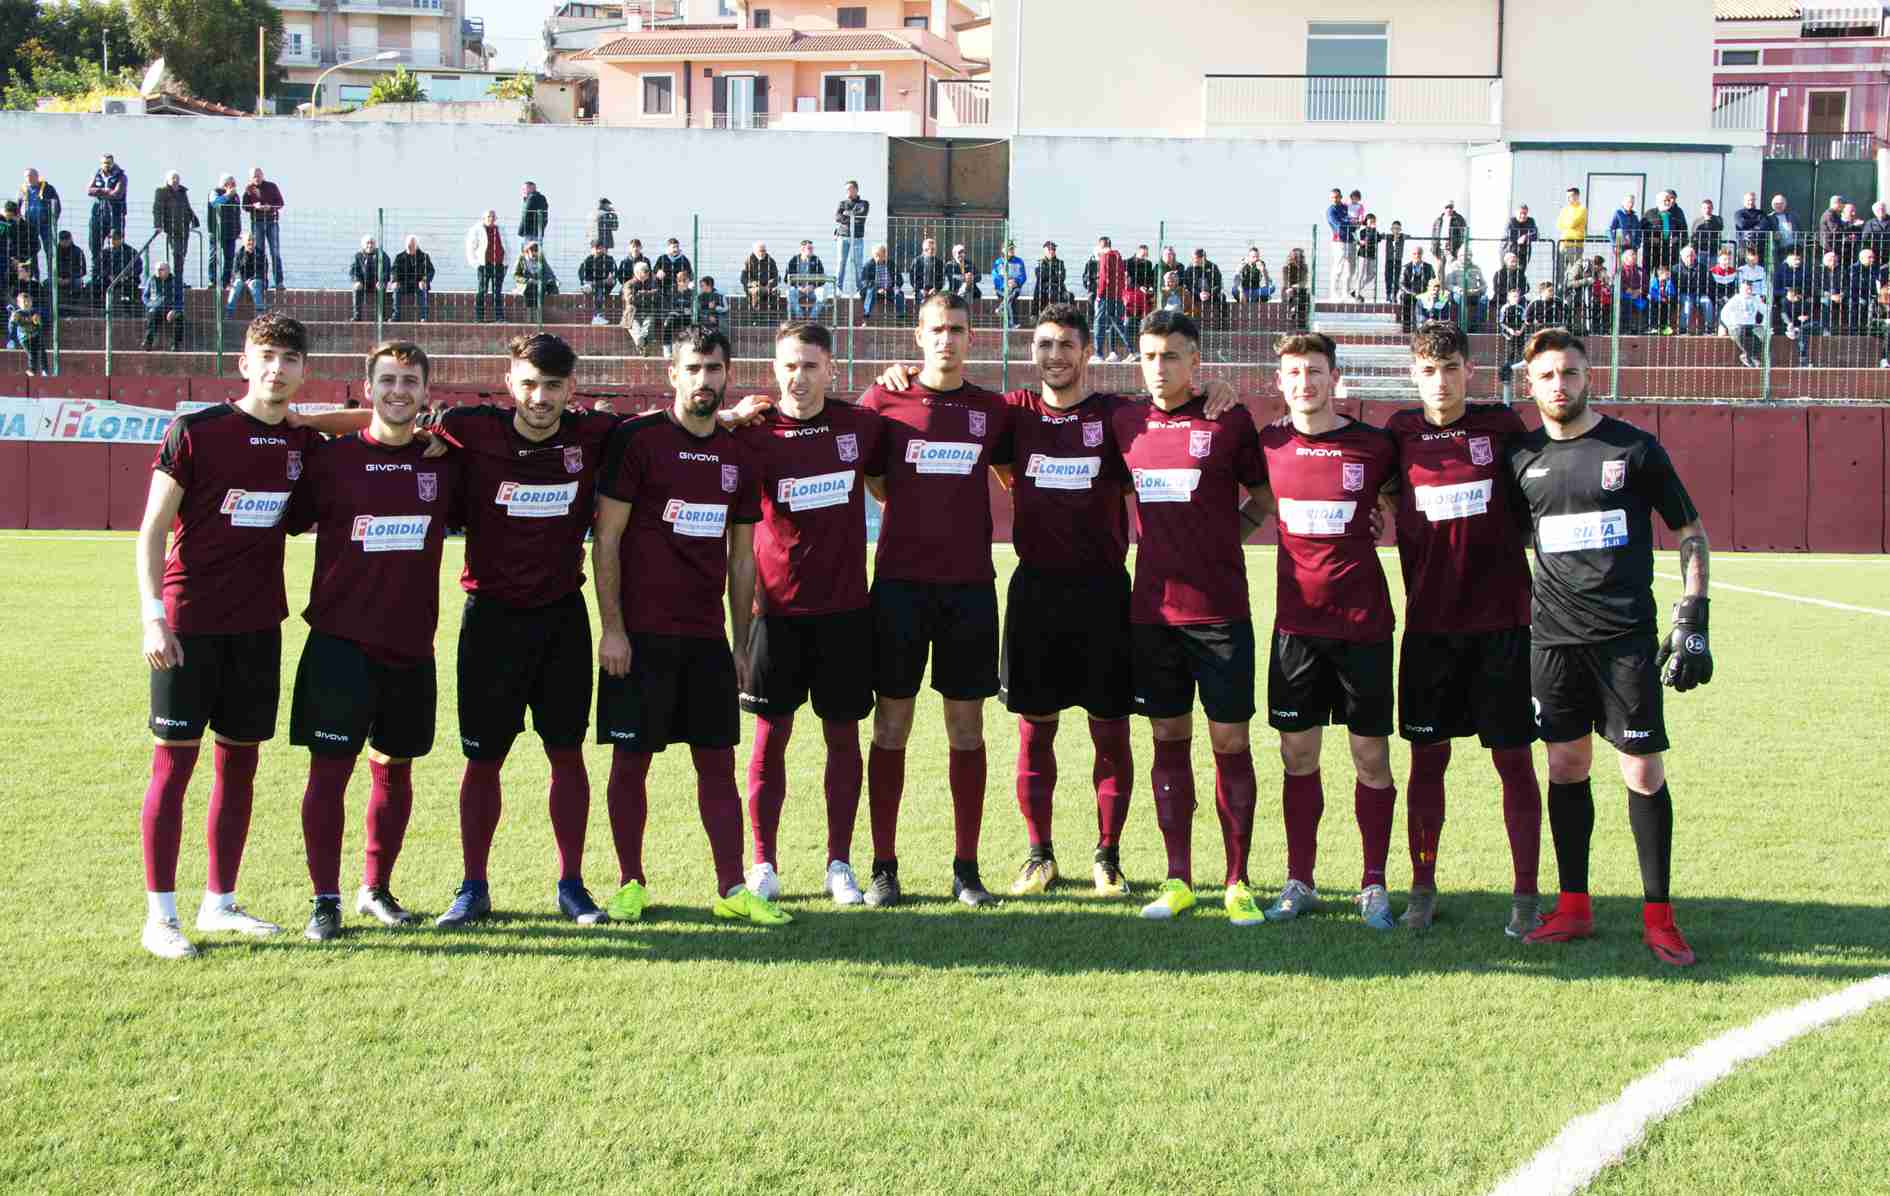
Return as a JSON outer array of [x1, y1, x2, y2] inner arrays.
[[1627, 783, 1674, 904], [1546, 780, 1595, 894]]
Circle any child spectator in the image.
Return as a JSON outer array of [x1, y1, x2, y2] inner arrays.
[[1648, 266, 1677, 334], [1778, 285, 1816, 365], [1354, 214, 1381, 301], [1498, 287, 1528, 389], [8, 288, 48, 375]]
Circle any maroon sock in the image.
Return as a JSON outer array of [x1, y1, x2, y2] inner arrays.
[[1150, 737, 1196, 884], [545, 746, 590, 882], [949, 745, 987, 862], [867, 744, 905, 863], [1016, 718, 1058, 848], [1282, 769, 1325, 886], [1089, 717, 1133, 849], [1406, 741, 1450, 889], [142, 743, 200, 892], [1355, 780, 1397, 889], [1212, 748, 1257, 886], [747, 714, 793, 867], [822, 720, 862, 864], [363, 759, 414, 890], [458, 758, 504, 883], [692, 746, 745, 895], [205, 741, 257, 893], [606, 749, 651, 885], [301, 753, 356, 895], [1492, 746, 1543, 895]]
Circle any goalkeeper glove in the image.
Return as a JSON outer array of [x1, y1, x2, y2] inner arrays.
[[1656, 596, 1712, 692]]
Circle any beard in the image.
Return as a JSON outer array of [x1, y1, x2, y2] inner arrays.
[[1537, 383, 1588, 423], [684, 385, 725, 418]]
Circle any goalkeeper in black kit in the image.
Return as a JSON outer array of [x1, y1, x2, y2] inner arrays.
[[1504, 328, 1713, 967]]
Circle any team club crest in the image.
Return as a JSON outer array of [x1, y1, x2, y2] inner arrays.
[[563, 445, 584, 474], [721, 464, 740, 493], [417, 472, 438, 502], [1601, 460, 1627, 491], [286, 450, 303, 481], [1188, 430, 1212, 458], [1342, 462, 1365, 492], [836, 432, 859, 463], [968, 410, 987, 438], [1082, 421, 1104, 448], [1468, 436, 1493, 466]]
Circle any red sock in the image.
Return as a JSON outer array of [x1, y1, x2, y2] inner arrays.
[[868, 744, 905, 863], [1492, 746, 1542, 896], [363, 759, 414, 890], [747, 714, 792, 867], [301, 753, 356, 895], [545, 746, 590, 882], [205, 741, 257, 893], [1212, 748, 1257, 886], [1016, 718, 1057, 848], [1282, 769, 1324, 886], [949, 745, 987, 862], [692, 746, 745, 895], [1150, 738, 1196, 884], [1641, 900, 1675, 930], [822, 720, 862, 864], [458, 758, 504, 883], [142, 743, 200, 892], [1089, 717, 1133, 849], [1355, 780, 1397, 889], [606, 749, 651, 885], [1558, 891, 1594, 919], [1406, 742, 1450, 889]]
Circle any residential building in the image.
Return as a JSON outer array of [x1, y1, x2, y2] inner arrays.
[[1714, 0, 1890, 154], [270, 0, 492, 111]]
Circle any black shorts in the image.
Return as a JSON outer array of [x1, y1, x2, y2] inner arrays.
[[1398, 626, 1536, 749], [1531, 634, 1669, 756], [149, 627, 282, 742], [1267, 630, 1394, 737], [597, 632, 739, 752], [741, 608, 875, 722], [288, 630, 438, 759], [1001, 565, 1133, 719], [457, 591, 593, 760], [870, 577, 1000, 702], [1131, 620, 1257, 724]]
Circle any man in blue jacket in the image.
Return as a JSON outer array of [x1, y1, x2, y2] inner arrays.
[[1325, 187, 1354, 300], [1609, 193, 1644, 265], [991, 240, 1026, 326]]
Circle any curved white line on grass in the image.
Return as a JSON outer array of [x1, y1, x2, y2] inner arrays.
[[1487, 973, 1890, 1196], [1654, 573, 1890, 618]]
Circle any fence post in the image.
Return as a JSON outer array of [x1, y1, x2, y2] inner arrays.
[[1609, 258, 1623, 400], [1308, 225, 1319, 328], [691, 213, 702, 324], [375, 208, 386, 345], [1760, 230, 1775, 402], [104, 265, 113, 378], [48, 210, 60, 376], [1000, 217, 1011, 393]]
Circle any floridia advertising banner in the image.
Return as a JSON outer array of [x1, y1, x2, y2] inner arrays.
[[0, 398, 346, 444]]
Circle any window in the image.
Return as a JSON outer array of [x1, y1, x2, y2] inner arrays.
[[1305, 21, 1388, 121], [338, 84, 371, 106], [1807, 89, 1848, 134], [285, 31, 306, 57], [823, 73, 880, 112], [1719, 49, 1759, 65], [838, 7, 867, 28], [752, 8, 770, 27], [905, 16, 929, 28], [642, 73, 673, 114]]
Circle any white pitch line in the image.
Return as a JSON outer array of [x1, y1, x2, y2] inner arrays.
[[1488, 973, 1890, 1196], [1655, 573, 1890, 618]]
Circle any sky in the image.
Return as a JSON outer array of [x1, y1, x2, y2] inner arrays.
[[470, 0, 558, 72]]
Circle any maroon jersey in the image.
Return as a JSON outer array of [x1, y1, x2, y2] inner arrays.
[[598, 411, 762, 639], [735, 401, 887, 616], [858, 380, 1012, 584], [1259, 418, 1399, 643], [152, 403, 322, 635], [1109, 397, 1265, 626], [285, 431, 462, 659], [1385, 404, 1533, 634], [1004, 389, 1130, 572], [441, 404, 619, 608]]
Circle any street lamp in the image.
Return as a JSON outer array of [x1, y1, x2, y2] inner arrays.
[[309, 50, 401, 113]]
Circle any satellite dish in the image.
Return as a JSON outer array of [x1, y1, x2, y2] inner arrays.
[[140, 57, 171, 97]]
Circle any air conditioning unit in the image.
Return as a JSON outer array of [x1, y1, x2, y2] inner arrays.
[[100, 97, 147, 115]]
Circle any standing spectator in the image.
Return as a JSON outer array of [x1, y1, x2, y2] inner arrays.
[[1325, 187, 1353, 300], [1182, 248, 1224, 324], [945, 243, 981, 305], [908, 236, 946, 300], [464, 208, 507, 323], [1688, 199, 1724, 261], [17, 168, 60, 279], [861, 243, 905, 322], [1398, 245, 1434, 331], [1430, 200, 1467, 267], [518, 181, 549, 242], [348, 235, 391, 322], [1840, 201, 1868, 266], [1774, 246, 1808, 302], [741, 241, 781, 313], [785, 239, 827, 320], [225, 233, 268, 317], [1813, 248, 1848, 331], [151, 171, 199, 279], [512, 240, 559, 314], [390, 235, 433, 322], [1090, 235, 1130, 361], [1503, 203, 1541, 275], [615, 237, 650, 286], [241, 167, 285, 289], [97, 227, 142, 314], [1034, 240, 1069, 308], [1731, 191, 1768, 255], [1355, 214, 1382, 300], [1767, 193, 1798, 256], [1381, 220, 1408, 305], [653, 236, 691, 287], [834, 180, 869, 292], [86, 153, 128, 272], [1345, 189, 1366, 297], [1618, 248, 1647, 332], [593, 198, 619, 249], [991, 240, 1025, 326], [140, 260, 185, 350], [1643, 191, 1689, 273], [1556, 186, 1588, 277], [1, 203, 40, 281], [54, 230, 87, 313], [1497, 287, 1527, 390], [1646, 266, 1677, 334], [1586, 254, 1614, 334], [1609, 193, 1644, 262], [1562, 250, 1596, 331], [1281, 246, 1312, 330], [1818, 195, 1851, 265], [578, 240, 617, 324], [1719, 279, 1768, 366], [1673, 246, 1714, 333], [1862, 201, 1890, 265], [8, 288, 48, 375], [1778, 285, 1816, 365], [1234, 246, 1274, 302], [620, 261, 660, 354], [207, 174, 243, 289]]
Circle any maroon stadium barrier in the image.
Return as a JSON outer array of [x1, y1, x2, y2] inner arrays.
[[107, 444, 151, 531], [1731, 406, 1810, 552], [1808, 406, 1887, 553], [1650, 406, 1732, 553]]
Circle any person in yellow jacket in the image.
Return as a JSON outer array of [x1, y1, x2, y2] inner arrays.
[[1557, 186, 1589, 280]]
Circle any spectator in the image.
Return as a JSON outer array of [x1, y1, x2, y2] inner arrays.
[[11, 260, 42, 312], [1735, 244, 1769, 300], [1158, 245, 1183, 285], [693, 275, 727, 333], [1556, 186, 1588, 276], [654, 237, 691, 287], [1814, 249, 1848, 331], [1182, 248, 1224, 323], [1818, 194, 1851, 265], [86, 153, 128, 273], [1497, 287, 1527, 386], [519, 181, 549, 241], [1673, 245, 1714, 333], [945, 243, 981, 305], [54, 230, 86, 313], [97, 227, 141, 314], [1778, 285, 1816, 365], [1504, 203, 1541, 275], [512, 240, 559, 313], [1526, 280, 1568, 332], [1609, 193, 1644, 263], [1878, 282, 1890, 367], [1848, 246, 1881, 324], [1643, 191, 1689, 272], [1381, 220, 1408, 305], [464, 208, 507, 323], [1767, 194, 1798, 256], [1089, 236, 1131, 361], [616, 237, 651, 285], [1708, 246, 1740, 314], [225, 233, 268, 317], [908, 237, 946, 301], [1345, 189, 1366, 297], [1863, 201, 1890, 265], [17, 168, 60, 279], [1430, 200, 1467, 267], [241, 167, 285, 289], [741, 241, 781, 312], [785, 239, 827, 320], [1563, 251, 1597, 332], [151, 170, 199, 279], [1126, 243, 1158, 311], [1774, 247, 1808, 305], [1720, 279, 1768, 367], [621, 261, 661, 354], [1416, 277, 1456, 327], [1618, 248, 1647, 332], [834, 180, 869, 292], [8, 287, 48, 375], [579, 239, 617, 324], [1, 201, 41, 281], [594, 197, 619, 249], [664, 268, 698, 346], [349, 235, 392, 322], [141, 260, 185, 350], [389, 235, 433, 323], [1398, 245, 1434, 331], [207, 175, 243, 290], [861, 243, 905, 322], [1586, 254, 1614, 334], [991, 240, 1025, 326], [1035, 240, 1069, 308], [1647, 266, 1677, 334], [1234, 246, 1274, 303], [1491, 249, 1531, 326], [1731, 191, 1768, 255], [1355, 215, 1382, 300], [1445, 247, 1486, 329], [1281, 246, 1312, 330], [1158, 269, 1186, 314], [1325, 187, 1353, 300], [1689, 198, 1724, 261]]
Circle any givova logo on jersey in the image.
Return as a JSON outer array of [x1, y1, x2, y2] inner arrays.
[[219, 489, 289, 528], [495, 480, 578, 518], [351, 514, 431, 552], [904, 440, 980, 475]]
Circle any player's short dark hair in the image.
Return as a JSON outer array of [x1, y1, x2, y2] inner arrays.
[[1033, 302, 1091, 346], [776, 320, 833, 354], [509, 331, 577, 378], [246, 313, 307, 355], [671, 324, 732, 363], [1275, 331, 1338, 372], [1410, 321, 1469, 364], [367, 339, 430, 383], [916, 290, 971, 323], [1138, 309, 1199, 347], [1524, 327, 1587, 364]]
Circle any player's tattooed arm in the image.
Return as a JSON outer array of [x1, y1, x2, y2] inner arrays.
[[593, 497, 634, 677], [1677, 522, 1710, 595]]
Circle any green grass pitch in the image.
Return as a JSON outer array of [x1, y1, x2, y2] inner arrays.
[[2, 533, 1886, 1194]]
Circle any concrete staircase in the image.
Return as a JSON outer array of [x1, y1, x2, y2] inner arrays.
[[1313, 307, 1415, 401]]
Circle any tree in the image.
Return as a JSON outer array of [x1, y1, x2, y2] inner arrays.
[[128, 0, 283, 109], [365, 67, 426, 107], [487, 73, 534, 102], [35, 1, 140, 74]]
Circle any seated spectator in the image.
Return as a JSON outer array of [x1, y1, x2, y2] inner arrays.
[[785, 239, 828, 320], [1813, 249, 1849, 331], [1618, 249, 1647, 332], [579, 240, 618, 324], [1398, 246, 1435, 331], [1673, 246, 1714, 333], [621, 260, 661, 355], [945, 243, 981, 304], [1498, 288, 1528, 386], [1281, 246, 1311, 330], [654, 237, 691, 287], [741, 241, 781, 313], [991, 241, 1025, 325], [54, 231, 86, 314], [1878, 282, 1890, 367], [1587, 255, 1614, 334], [1647, 266, 1676, 334], [1159, 270, 1186, 314], [695, 275, 728, 332], [1234, 248, 1273, 303], [11, 260, 44, 314], [1446, 248, 1487, 329], [1707, 247, 1739, 315], [7, 287, 49, 375], [96, 228, 141, 314], [1126, 244, 1158, 313], [1182, 249, 1224, 322], [615, 238, 651, 287], [0, 200, 40, 280], [1525, 280, 1567, 331], [1415, 277, 1456, 327], [662, 268, 698, 348], [391, 235, 433, 323], [349, 235, 392, 322], [1034, 241, 1069, 309], [1381, 220, 1408, 304], [1490, 251, 1527, 319], [1778, 285, 1817, 365], [1849, 246, 1882, 317], [1563, 252, 1597, 331], [1773, 248, 1808, 306], [512, 240, 560, 312], [141, 260, 185, 351], [861, 243, 905, 322], [1719, 279, 1768, 367], [225, 233, 269, 317], [1735, 245, 1769, 299], [909, 237, 947, 302]]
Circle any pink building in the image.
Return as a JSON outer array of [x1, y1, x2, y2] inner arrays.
[[1714, 0, 1890, 154]]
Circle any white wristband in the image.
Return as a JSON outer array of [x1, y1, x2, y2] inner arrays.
[[142, 598, 167, 623]]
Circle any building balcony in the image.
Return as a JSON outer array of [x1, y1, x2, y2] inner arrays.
[[1202, 74, 1501, 139], [1712, 84, 1766, 132], [933, 79, 989, 133], [338, 0, 447, 13], [319, 46, 448, 69]]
